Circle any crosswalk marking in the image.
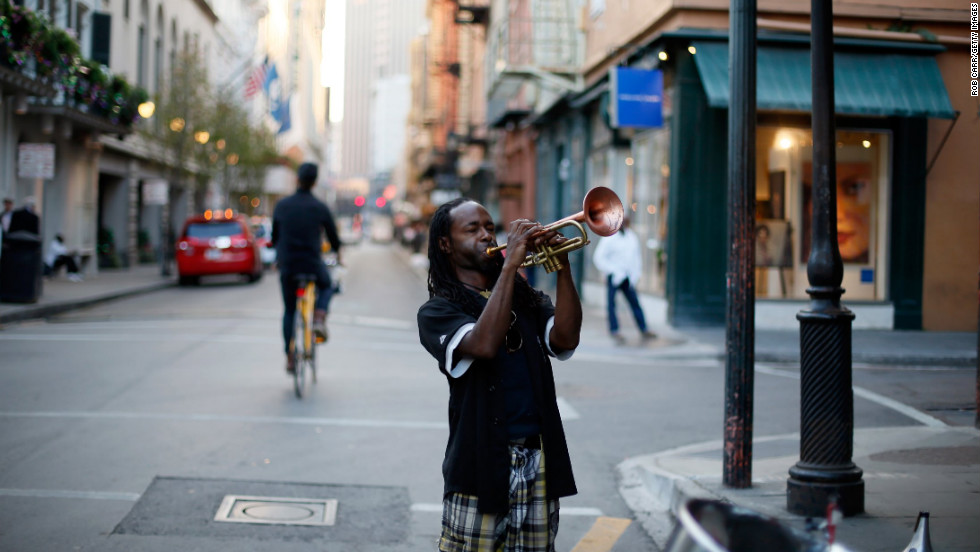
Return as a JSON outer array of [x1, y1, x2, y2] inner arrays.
[[0, 488, 141, 501], [0, 396, 581, 428], [0, 410, 447, 430], [571, 517, 632, 552]]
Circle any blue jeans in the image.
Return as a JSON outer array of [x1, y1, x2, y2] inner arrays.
[[280, 264, 333, 354], [606, 275, 648, 334]]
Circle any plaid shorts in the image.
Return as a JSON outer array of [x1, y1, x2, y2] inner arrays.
[[438, 443, 560, 552]]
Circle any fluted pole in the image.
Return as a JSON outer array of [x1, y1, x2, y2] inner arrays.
[[787, 0, 864, 516]]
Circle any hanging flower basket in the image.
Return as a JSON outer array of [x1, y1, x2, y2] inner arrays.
[[1, 0, 148, 130]]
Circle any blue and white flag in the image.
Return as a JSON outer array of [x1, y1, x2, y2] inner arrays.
[[275, 95, 291, 134], [263, 63, 278, 96]]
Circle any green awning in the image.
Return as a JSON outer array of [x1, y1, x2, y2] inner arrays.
[[691, 41, 956, 119]]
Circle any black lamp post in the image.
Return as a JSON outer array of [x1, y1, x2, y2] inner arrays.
[[787, 0, 864, 517], [723, 0, 756, 489]]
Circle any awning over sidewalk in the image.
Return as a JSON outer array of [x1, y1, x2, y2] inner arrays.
[[691, 40, 956, 119]]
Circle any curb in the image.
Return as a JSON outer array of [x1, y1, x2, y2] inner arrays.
[[617, 426, 980, 550], [616, 452, 721, 548], [0, 281, 175, 325]]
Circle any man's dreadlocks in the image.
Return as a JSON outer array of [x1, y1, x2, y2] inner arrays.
[[426, 198, 541, 318]]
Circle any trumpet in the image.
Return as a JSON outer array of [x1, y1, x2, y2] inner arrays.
[[486, 186, 624, 273]]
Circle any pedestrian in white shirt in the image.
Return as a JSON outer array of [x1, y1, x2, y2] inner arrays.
[[592, 216, 655, 344], [44, 234, 83, 281]]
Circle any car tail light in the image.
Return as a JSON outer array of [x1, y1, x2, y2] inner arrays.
[[232, 238, 249, 248], [295, 287, 306, 297], [177, 241, 194, 254]]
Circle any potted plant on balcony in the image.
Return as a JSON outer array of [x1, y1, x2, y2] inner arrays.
[[70, 58, 109, 113], [0, 1, 42, 69], [34, 23, 79, 81], [106, 73, 132, 125]]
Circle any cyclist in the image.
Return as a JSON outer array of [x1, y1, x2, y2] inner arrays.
[[271, 162, 342, 374]]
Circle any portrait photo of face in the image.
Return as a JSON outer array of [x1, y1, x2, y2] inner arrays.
[[756, 219, 791, 268], [835, 164, 872, 263], [801, 161, 873, 264]]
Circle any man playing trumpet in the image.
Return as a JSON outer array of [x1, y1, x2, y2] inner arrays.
[[417, 197, 582, 551]]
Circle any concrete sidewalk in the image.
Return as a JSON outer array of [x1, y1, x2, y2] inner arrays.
[[0, 265, 176, 325], [618, 425, 979, 551]]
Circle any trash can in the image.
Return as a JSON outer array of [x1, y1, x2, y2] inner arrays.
[[664, 499, 840, 552], [0, 230, 44, 303]]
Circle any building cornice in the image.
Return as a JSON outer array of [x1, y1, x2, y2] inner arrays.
[[192, 0, 220, 24]]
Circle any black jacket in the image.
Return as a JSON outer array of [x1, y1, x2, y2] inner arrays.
[[271, 189, 341, 274], [7, 208, 40, 235], [417, 293, 577, 513]]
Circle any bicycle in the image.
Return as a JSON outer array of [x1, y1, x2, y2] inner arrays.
[[289, 273, 323, 398]]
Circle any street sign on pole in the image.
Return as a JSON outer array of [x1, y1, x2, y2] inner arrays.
[[609, 67, 664, 129], [17, 143, 56, 179], [143, 179, 170, 205]]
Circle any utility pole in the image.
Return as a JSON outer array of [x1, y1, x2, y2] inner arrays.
[[723, 0, 756, 489], [787, 0, 864, 516]]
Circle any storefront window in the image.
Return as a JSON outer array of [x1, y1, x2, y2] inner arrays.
[[756, 126, 890, 301], [631, 128, 670, 295]]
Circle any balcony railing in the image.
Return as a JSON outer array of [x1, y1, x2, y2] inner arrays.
[[485, 0, 582, 123]]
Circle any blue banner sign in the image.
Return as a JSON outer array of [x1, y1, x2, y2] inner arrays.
[[609, 67, 663, 128]]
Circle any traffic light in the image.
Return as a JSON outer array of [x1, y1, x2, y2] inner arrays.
[[354, 195, 365, 207]]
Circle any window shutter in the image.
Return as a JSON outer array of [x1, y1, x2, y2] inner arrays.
[[91, 12, 111, 67]]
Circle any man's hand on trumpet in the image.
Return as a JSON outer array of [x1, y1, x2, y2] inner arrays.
[[498, 219, 570, 271]]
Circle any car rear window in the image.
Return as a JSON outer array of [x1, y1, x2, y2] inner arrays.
[[185, 222, 243, 239]]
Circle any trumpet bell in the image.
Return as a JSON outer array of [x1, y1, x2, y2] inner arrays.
[[579, 186, 625, 237], [485, 186, 625, 271]]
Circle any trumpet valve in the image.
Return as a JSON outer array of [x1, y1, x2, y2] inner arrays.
[[540, 246, 564, 273]]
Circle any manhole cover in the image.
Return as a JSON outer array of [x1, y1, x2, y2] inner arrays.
[[215, 495, 338, 526], [113, 477, 409, 543]]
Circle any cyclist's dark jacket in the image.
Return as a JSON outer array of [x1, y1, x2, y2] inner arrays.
[[271, 189, 341, 274], [417, 290, 577, 514]]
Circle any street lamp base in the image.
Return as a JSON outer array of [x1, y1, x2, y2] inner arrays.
[[787, 475, 864, 517]]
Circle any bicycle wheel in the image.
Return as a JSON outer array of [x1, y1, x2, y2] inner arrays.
[[293, 310, 308, 398]]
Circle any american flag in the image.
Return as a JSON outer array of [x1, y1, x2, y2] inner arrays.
[[243, 59, 269, 99]]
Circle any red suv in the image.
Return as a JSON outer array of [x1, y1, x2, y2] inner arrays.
[[175, 214, 263, 286]]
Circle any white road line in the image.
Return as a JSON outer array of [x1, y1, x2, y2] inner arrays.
[[0, 410, 447, 430], [850, 386, 948, 428], [0, 333, 423, 351], [0, 491, 607, 516], [409, 503, 443, 513], [0, 403, 584, 426], [570, 352, 722, 368], [559, 507, 605, 517], [0, 488, 141, 501], [411, 503, 603, 517], [346, 315, 414, 330], [0, 333, 281, 343], [755, 363, 948, 428], [556, 397, 581, 420], [38, 314, 415, 331]]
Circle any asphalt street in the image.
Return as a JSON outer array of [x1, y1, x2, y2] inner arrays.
[[0, 241, 975, 551]]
